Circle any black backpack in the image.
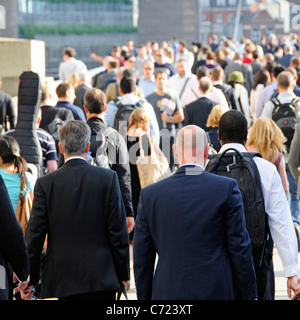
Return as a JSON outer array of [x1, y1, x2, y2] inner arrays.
[[113, 98, 144, 137], [205, 148, 268, 249], [87, 127, 115, 169], [271, 97, 300, 152]]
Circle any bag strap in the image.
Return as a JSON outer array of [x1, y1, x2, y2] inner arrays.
[[179, 77, 190, 99], [18, 173, 29, 200], [138, 133, 153, 158]]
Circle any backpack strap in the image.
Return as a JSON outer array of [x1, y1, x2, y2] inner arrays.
[[270, 97, 281, 107]]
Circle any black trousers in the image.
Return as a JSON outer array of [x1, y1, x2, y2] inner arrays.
[[59, 290, 116, 300], [252, 238, 273, 300]]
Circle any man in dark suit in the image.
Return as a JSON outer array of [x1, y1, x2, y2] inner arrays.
[[84, 88, 135, 234], [24, 120, 130, 300], [0, 175, 30, 300], [55, 82, 86, 122], [183, 77, 217, 131], [133, 125, 257, 300]]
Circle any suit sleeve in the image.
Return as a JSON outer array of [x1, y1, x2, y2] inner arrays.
[[133, 189, 157, 300], [110, 132, 134, 217], [225, 180, 257, 300], [25, 179, 49, 286], [0, 176, 29, 282], [106, 171, 130, 282]]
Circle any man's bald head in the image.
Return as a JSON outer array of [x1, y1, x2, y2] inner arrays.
[[199, 76, 212, 95], [173, 125, 209, 167]]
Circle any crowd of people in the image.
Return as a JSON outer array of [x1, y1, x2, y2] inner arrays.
[[2, 32, 300, 300]]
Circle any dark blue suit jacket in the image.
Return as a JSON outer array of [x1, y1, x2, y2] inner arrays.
[[55, 101, 86, 122], [133, 165, 257, 300]]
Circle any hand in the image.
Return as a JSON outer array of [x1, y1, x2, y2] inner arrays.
[[13, 273, 29, 293], [287, 276, 300, 300], [20, 286, 34, 300], [122, 280, 130, 291], [127, 217, 135, 234], [161, 112, 172, 123]]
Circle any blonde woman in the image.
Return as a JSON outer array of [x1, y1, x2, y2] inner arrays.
[[206, 104, 228, 152], [246, 118, 289, 197]]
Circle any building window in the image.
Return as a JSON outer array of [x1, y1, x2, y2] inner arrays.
[[228, 0, 237, 6], [0, 6, 5, 29], [251, 28, 260, 42], [216, 13, 223, 23], [201, 0, 210, 7], [216, 0, 226, 6], [267, 27, 275, 36]]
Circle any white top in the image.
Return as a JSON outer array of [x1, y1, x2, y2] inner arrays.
[[261, 92, 300, 119], [183, 84, 229, 109], [216, 143, 300, 278], [167, 73, 198, 106], [58, 57, 88, 81]]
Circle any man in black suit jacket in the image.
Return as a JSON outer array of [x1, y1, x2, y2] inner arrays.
[[184, 76, 217, 131], [0, 175, 30, 300], [24, 120, 130, 300], [84, 88, 135, 234]]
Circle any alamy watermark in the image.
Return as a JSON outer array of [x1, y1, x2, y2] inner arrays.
[[292, 6, 300, 30]]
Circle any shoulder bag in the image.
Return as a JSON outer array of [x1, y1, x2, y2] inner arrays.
[[15, 174, 32, 235], [136, 134, 171, 188]]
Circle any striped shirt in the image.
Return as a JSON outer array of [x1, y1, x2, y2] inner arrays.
[[5, 128, 58, 173]]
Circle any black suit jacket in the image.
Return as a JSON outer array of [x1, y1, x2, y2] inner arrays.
[[25, 159, 129, 299], [40, 105, 74, 133], [184, 97, 217, 131], [0, 175, 29, 300], [87, 117, 134, 218]]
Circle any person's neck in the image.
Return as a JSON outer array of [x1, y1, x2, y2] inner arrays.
[[279, 89, 293, 94], [0, 162, 18, 174], [64, 154, 86, 162], [57, 98, 71, 103], [156, 88, 166, 96], [86, 113, 105, 121]]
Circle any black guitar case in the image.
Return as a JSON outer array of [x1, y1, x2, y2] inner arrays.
[[13, 71, 43, 178]]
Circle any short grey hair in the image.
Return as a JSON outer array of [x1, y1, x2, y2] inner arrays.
[[59, 120, 91, 155]]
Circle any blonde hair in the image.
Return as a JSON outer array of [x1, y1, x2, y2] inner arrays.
[[67, 73, 79, 89], [206, 104, 227, 128], [127, 108, 150, 131], [246, 118, 286, 162]]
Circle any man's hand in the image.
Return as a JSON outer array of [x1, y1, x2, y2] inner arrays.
[[287, 276, 300, 300], [13, 273, 30, 293], [127, 217, 135, 234], [122, 280, 130, 291], [20, 286, 35, 300]]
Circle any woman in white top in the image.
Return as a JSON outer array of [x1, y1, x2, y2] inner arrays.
[[250, 69, 270, 123]]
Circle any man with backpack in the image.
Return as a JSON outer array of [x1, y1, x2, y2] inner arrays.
[[104, 76, 160, 142], [84, 88, 135, 234], [261, 71, 300, 231], [205, 110, 300, 300]]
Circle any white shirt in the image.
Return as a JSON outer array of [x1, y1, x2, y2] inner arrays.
[[183, 84, 229, 109], [216, 143, 300, 278], [167, 73, 198, 106], [175, 50, 194, 70], [58, 57, 88, 81], [261, 92, 300, 119]]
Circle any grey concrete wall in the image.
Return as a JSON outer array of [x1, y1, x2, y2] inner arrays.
[[0, 38, 45, 97], [138, 0, 198, 47]]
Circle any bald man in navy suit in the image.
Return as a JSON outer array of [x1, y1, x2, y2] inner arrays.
[[133, 125, 257, 300]]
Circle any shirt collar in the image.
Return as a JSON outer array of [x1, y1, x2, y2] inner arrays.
[[65, 156, 86, 163], [219, 143, 247, 154]]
